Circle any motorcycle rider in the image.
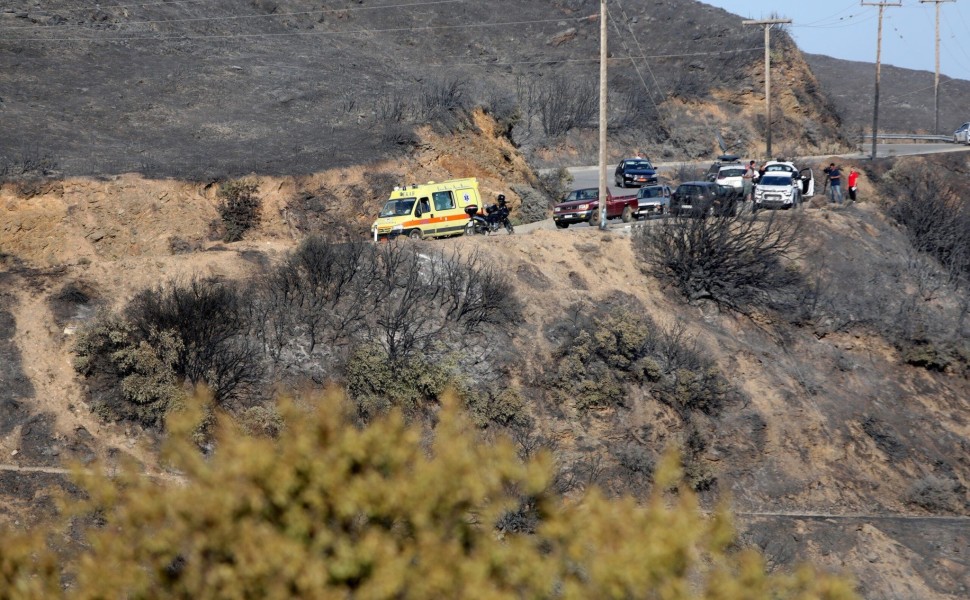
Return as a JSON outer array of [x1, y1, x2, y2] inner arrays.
[[485, 194, 508, 228]]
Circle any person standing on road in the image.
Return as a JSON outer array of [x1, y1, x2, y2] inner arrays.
[[742, 160, 757, 202], [825, 163, 843, 205], [847, 168, 859, 202]]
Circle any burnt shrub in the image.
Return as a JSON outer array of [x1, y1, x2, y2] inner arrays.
[[285, 186, 341, 235], [251, 238, 523, 410], [73, 314, 184, 428], [511, 184, 551, 225], [887, 165, 970, 285], [904, 475, 964, 512], [0, 146, 59, 180], [544, 300, 733, 416], [125, 277, 263, 406], [537, 75, 596, 136], [418, 76, 472, 134], [216, 179, 261, 242], [483, 89, 520, 137], [634, 211, 804, 314], [670, 64, 710, 101], [49, 281, 97, 328], [537, 167, 573, 202]]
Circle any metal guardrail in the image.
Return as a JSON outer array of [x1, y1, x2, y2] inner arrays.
[[858, 133, 952, 142]]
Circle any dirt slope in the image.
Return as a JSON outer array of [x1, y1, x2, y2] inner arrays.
[[4, 204, 968, 598], [1, 123, 969, 597]]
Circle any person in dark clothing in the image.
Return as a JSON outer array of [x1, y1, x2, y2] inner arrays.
[[824, 163, 843, 205]]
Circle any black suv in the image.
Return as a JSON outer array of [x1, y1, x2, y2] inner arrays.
[[669, 181, 740, 217], [614, 158, 658, 188]]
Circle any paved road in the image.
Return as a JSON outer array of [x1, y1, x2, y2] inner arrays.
[[567, 142, 970, 190], [522, 142, 970, 234]]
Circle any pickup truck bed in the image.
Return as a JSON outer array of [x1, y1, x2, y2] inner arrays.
[[552, 188, 638, 228]]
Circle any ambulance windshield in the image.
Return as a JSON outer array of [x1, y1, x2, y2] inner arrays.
[[380, 198, 416, 217]]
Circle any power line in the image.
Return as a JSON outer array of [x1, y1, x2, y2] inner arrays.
[[0, 0, 464, 31], [605, 4, 661, 116], [796, 1, 862, 27], [881, 78, 957, 105], [790, 11, 877, 29], [25, 0, 207, 11], [425, 47, 763, 68], [2, 15, 595, 43]]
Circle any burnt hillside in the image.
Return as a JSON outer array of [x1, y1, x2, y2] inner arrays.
[[1, 0, 840, 179], [805, 53, 970, 135], [0, 151, 968, 598]]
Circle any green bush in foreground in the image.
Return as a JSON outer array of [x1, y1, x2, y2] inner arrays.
[[0, 390, 857, 599]]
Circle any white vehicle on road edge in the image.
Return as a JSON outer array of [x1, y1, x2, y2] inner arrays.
[[761, 160, 815, 197], [753, 172, 802, 211], [954, 122, 970, 145], [715, 164, 747, 190]]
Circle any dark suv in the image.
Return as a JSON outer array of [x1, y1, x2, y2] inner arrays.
[[669, 181, 739, 217], [614, 158, 658, 188]]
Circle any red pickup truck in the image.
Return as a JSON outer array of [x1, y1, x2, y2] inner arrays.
[[552, 187, 638, 228]]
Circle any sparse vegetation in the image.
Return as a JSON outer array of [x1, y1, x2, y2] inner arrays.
[[73, 313, 185, 428], [545, 302, 734, 418], [73, 239, 522, 427], [886, 163, 970, 286], [905, 475, 965, 513], [536, 75, 597, 137], [418, 75, 471, 133], [216, 179, 261, 242], [511, 183, 551, 225], [634, 211, 804, 314], [537, 166, 573, 202], [0, 390, 858, 599]]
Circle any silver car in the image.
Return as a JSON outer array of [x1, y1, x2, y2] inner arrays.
[[753, 173, 801, 211], [954, 122, 970, 145], [635, 184, 671, 218]]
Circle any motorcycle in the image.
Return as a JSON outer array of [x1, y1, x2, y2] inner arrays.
[[466, 196, 514, 235]]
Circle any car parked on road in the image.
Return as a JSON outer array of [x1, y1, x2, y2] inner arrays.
[[714, 164, 747, 191], [552, 187, 638, 228], [635, 184, 672, 218], [669, 181, 739, 217], [954, 122, 970, 144], [753, 172, 801, 211], [761, 160, 815, 197], [614, 158, 659, 188], [704, 154, 741, 182]]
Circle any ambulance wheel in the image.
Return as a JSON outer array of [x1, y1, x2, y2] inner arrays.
[[408, 229, 423, 240]]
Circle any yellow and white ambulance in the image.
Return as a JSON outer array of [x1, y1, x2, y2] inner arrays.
[[371, 178, 481, 240]]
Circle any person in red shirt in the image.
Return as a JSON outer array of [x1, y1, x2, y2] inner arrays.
[[848, 168, 859, 202]]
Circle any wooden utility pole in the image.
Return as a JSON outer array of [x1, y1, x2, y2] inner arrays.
[[921, 0, 954, 135], [862, 1, 901, 160], [742, 18, 791, 159], [598, 0, 608, 230]]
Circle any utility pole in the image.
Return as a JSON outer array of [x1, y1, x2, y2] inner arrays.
[[921, 0, 954, 135], [742, 18, 791, 159], [598, 0, 608, 230], [862, 1, 901, 160]]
